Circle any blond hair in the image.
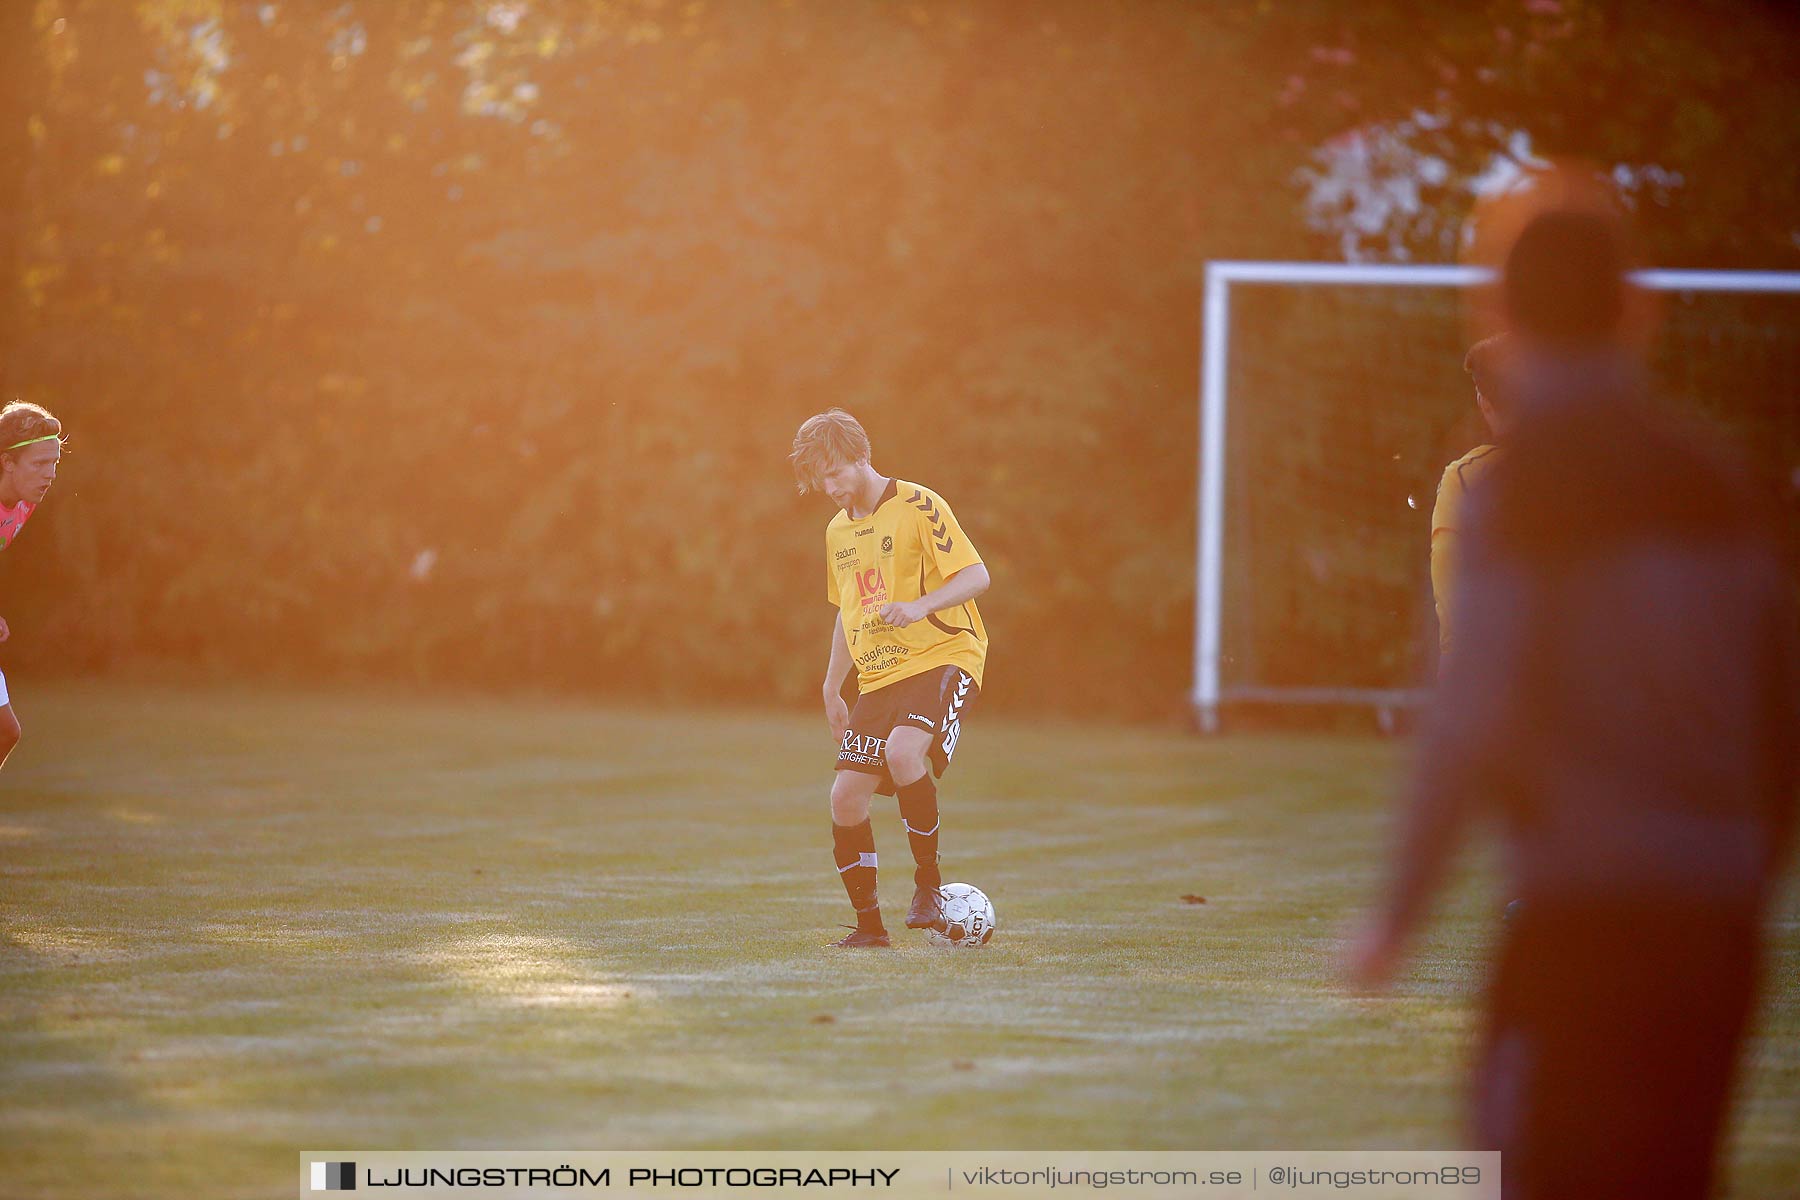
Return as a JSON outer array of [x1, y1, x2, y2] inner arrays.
[[789, 409, 871, 495]]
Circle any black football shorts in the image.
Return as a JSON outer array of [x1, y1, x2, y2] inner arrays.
[[835, 665, 978, 795]]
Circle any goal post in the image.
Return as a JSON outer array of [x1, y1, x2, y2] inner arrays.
[[1192, 261, 1800, 733]]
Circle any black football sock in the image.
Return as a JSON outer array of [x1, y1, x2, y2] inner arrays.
[[896, 774, 941, 889], [831, 818, 883, 928]]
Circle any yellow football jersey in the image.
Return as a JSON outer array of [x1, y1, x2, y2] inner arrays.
[[1430, 443, 1503, 658], [826, 478, 988, 692]]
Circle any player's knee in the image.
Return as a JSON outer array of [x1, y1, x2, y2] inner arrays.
[[884, 741, 929, 785], [830, 795, 870, 826], [0, 710, 21, 759], [830, 773, 872, 824]]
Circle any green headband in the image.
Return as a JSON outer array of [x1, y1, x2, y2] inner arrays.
[[5, 434, 60, 451]]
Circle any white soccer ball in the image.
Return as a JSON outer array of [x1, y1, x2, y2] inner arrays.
[[924, 882, 996, 948]]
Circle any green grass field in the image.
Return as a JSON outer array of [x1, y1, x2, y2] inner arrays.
[[1, 682, 1795, 1199]]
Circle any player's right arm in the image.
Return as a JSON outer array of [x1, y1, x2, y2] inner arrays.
[[823, 614, 853, 741]]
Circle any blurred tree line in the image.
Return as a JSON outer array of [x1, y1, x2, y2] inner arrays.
[[2, 0, 1795, 720]]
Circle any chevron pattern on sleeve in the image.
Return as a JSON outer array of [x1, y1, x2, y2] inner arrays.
[[907, 488, 954, 553]]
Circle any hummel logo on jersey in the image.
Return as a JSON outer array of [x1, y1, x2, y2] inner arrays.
[[908, 714, 937, 729]]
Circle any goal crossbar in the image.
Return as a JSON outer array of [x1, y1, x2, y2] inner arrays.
[[1193, 261, 1800, 731]]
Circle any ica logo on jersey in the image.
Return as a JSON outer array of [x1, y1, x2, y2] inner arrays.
[[855, 567, 888, 610]]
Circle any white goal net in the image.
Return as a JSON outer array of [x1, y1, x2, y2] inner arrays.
[[1192, 262, 1800, 731]]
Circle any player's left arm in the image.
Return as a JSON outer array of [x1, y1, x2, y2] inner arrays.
[[879, 488, 989, 628], [881, 563, 990, 628]]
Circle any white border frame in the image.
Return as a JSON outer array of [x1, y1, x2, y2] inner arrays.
[[1193, 262, 1800, 731]]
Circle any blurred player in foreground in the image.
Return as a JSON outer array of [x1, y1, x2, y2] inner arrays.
[[1347, 202, 1797, 1199], [0, 401, 65, 771], [792, 410, 990, 948], [1431, 333, 1514, 665]]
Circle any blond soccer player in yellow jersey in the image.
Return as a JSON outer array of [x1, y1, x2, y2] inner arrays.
[[1431, 334, 1516, 666], [792, 409, 991, 948], [0, 401, 65, 771]]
